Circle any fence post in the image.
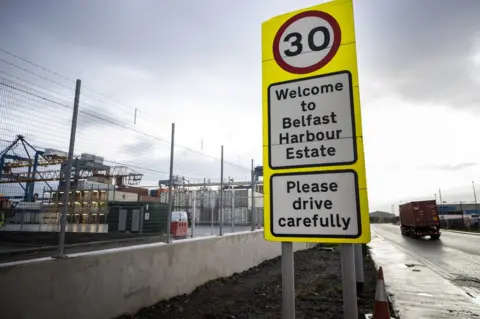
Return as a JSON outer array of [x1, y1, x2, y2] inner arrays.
[[211, 205, 214, 235], [219, 145, 224, 236], [231, 184, 235, 233], [55, 79, 81, 258], [251, 159, 256, 231], [166, 123, 175, 243], [191, 191, 196, 238]]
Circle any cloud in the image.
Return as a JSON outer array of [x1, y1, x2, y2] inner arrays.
[[77, 103, 124, 131], [355, 0, 480, 110], [118, 138, 155, 158]]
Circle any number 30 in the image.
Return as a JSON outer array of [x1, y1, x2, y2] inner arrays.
[[283, 26, 330, 57]]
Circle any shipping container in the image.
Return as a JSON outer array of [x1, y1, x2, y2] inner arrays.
[[86, 176, 112, 185], [107, 191, 138, 202], [118, 186, 149, 196], [139, 195, 160, 202], [399, 200, 441, 239], [77, 180, 114, 191], [44, 148, 68, 157]]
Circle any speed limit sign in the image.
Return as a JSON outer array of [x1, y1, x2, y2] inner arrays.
[[273, 10, 341, 74]]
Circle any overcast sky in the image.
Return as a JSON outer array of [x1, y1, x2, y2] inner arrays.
[[1, 0, 480, 213]]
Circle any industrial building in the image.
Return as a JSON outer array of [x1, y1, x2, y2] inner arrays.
[[437, 203, 480, 228]]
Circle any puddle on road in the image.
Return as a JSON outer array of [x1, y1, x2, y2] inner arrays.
[[452, 276, 480, 289], [404, 263, 421, 268], [404, 263, 425, 272], [417, 292, 434, 297]]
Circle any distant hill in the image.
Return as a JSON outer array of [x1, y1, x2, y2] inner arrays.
[[370, 211, 395, 219]]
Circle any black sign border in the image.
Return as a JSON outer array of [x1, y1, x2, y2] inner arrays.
[[267, 70, 358, 170], [270, 169, 362, 239]]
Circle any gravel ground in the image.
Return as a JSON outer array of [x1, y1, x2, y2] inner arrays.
[[118, 245, 396, 319]]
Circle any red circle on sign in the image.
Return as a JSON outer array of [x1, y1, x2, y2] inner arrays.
[[272, 10, 342, 74]]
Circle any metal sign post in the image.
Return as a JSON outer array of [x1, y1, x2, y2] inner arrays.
[[354, 244, 365, 295], [341, 244, 358, 318], [261, 1, 370, 318], [282, 242, 296, 319]]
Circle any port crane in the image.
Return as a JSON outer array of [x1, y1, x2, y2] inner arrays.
[[0, 135, 144, 202]]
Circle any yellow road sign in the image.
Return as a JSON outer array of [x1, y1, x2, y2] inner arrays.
[[262, 0, 370, 243]]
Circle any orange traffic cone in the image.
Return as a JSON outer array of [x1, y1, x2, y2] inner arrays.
[[372, 267, 391, 319]]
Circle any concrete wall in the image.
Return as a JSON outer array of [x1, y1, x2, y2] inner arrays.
[[0, 230, 312, 319]]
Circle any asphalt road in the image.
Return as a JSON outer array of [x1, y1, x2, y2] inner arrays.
[[372, 224, 480, 292]]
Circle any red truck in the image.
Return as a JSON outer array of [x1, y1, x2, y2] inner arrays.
[[399, 200, 441, 240]]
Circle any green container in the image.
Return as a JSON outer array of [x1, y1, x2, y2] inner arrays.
[[107, 201, 168, 235]]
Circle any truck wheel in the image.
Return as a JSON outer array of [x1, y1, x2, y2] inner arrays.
[[431, 235, 440, 240]]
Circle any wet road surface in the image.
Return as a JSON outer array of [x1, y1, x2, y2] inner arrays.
[[372, 224, 480, 288], [370, 224, 480, 318]]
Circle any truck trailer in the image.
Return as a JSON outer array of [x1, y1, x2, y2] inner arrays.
[[399, 200, 441, 239]]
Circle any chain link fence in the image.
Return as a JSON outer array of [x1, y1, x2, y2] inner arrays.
[[0, 52, 263, 262]]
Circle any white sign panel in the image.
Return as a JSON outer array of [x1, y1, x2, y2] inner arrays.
[[270, 170, 360, 238], [268, 71, 356, 169]]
